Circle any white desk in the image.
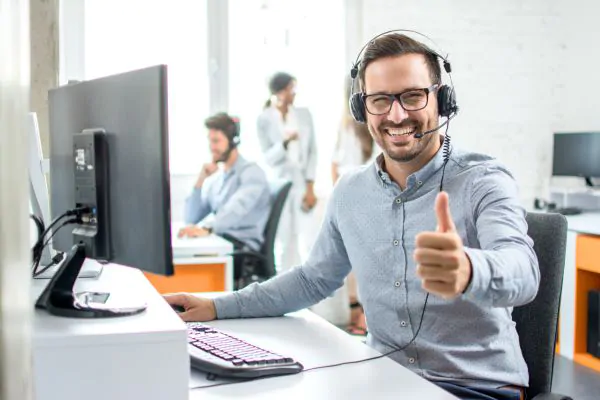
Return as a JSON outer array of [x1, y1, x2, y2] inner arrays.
[[188, 308, 458, 400], [32, 264, 189, 400], [145, 226, 234, 293], [171, 226, 234, 291]]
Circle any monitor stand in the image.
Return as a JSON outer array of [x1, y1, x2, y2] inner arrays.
[[35, 242, 147, 318], [34, 256, 104, 280]]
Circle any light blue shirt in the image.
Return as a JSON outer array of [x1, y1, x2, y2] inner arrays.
[[214, 138, 539, 388], [184, 156, 270, 250]]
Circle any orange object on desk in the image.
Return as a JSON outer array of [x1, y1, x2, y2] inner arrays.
[[144, 262, 226, 294]]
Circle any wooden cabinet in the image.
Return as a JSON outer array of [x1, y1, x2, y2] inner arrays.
[[573, 235, 600, 372]]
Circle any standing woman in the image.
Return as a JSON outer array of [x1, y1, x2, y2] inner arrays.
[[257, 72, 318, 272], [330, 77, 379, 334], [331, 77, 379, 184]]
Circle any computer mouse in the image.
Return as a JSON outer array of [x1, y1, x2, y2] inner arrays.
[[171, 304, 186, 313]]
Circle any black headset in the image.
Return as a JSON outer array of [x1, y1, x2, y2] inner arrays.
[[229, 116, 241, 150], [349, 29, 458, 125]]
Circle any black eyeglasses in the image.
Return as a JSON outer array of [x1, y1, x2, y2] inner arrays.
[[363, 84, 439, 115]]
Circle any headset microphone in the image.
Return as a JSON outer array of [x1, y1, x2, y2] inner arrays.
[[413, 114, 455, 139]]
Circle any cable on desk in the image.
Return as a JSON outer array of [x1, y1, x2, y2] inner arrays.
[[190, 296, 429, 390]]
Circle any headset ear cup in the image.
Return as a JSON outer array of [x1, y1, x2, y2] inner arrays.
[[231, 135, 240, 149], [437, 85, 457, 118], [350, 93, 367, 123]]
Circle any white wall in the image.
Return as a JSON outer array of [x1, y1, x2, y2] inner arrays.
[[348, 0, 600, 207]]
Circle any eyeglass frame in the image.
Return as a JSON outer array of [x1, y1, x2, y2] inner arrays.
[[362, 83, 440, 115]]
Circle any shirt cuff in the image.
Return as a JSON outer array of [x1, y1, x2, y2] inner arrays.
[[462, 247, 492, 304], [213, 293, 242, 319]]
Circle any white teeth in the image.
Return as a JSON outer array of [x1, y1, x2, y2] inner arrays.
[[386, 127, 416, 136]]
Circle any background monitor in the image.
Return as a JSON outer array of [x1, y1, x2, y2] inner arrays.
[[552, 132, 600, 186], [28, 112, 52, 265], [48, 65, 174, 277]]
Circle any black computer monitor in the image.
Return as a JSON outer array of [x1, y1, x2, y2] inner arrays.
[[36, 65, 173, 318], [552, 132, 600, 187]]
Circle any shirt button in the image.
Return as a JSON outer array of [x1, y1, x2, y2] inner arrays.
[[417, 180, 423, 186], [400, 320, 407, 327], [395, 198, 402, 204], [393, 239, 399, 246], [394, 281, 400, 287], [408, 357, 415, 364]]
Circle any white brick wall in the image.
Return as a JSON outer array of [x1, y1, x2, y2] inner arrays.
[[348, 0, 600, 207]]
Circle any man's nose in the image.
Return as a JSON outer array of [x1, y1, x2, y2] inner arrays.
[[387, 98, 409, 124]]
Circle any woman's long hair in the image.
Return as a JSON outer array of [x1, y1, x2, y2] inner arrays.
[[339, 77, 373, 163]]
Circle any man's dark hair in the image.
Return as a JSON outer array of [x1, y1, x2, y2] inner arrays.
[[358, 33, 442, 91], [204, 112, 238, 141]]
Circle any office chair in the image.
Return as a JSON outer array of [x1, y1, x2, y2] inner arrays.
[[512, 212, 572, 400], [231, 179, 292, 288]]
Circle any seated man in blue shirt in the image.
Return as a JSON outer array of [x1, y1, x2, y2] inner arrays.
[[166, 34, 539, 400], [178, 112, 271, 281]]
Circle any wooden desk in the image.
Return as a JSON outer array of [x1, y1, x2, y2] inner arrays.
[[145, 229, 234, 293]]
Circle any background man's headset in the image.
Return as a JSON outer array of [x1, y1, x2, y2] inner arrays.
[[349, 29, 459, 354], [215, 114, 241, 163]]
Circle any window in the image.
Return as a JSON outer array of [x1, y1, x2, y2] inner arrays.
[[85, 0, 209, 174], [228, 0, 345, 193]]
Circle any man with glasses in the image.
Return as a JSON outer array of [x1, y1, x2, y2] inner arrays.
[[166, 33, 537, 400]]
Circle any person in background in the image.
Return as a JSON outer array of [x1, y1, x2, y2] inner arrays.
[[331, 78, 381, 334], [256, 72, 318, 272], [331, 77, 380, 184], [179, 112, 271, 284]]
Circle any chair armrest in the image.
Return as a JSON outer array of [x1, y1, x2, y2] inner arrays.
[[532, 393, 573, 400]]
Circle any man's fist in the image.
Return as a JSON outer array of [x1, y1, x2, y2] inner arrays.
[[195, 163, 218, 188], [178, 225, 210, 238], [414, 192, 472, 299]]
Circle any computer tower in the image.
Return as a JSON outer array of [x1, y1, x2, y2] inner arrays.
[[588, 290, 600, 358]]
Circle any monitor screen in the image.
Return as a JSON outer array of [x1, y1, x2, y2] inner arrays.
[[552, 132, 600, 179], [48, 65, 174, 276]]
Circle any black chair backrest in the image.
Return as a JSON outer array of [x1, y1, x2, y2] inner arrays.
[[513, 212, 567, 398], [260, 180, 292, 278]]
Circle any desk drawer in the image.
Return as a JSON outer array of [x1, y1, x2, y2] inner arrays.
[[577, 235, 600, 274]]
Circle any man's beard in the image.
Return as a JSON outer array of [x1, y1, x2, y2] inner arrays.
[[368, 119, 434, 163]]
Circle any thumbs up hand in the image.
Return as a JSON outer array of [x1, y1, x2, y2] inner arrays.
[[414, 192, 472, 299]]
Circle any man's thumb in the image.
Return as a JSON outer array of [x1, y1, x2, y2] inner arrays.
[[435, 191, 455, 232]]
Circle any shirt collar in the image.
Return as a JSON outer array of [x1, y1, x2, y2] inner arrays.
[[374, 135, 450, 189], [224, 154, 247, 176]]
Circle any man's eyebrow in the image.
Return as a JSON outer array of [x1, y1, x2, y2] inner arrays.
[[365, 87, 424, 95]]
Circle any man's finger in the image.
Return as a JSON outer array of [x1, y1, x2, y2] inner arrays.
[[435, 192, 456, 233], [415, 232, 456, 250], [163, 293, 188, 306], [178, 311, 196, 322], [417, 265, 454, 282], [413, 248, 462, 267], [421, 280, 453, 298]]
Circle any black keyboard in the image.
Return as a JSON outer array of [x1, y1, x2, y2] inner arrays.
[[553, 207, 582, 216], [187, 322, 304, 379]]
